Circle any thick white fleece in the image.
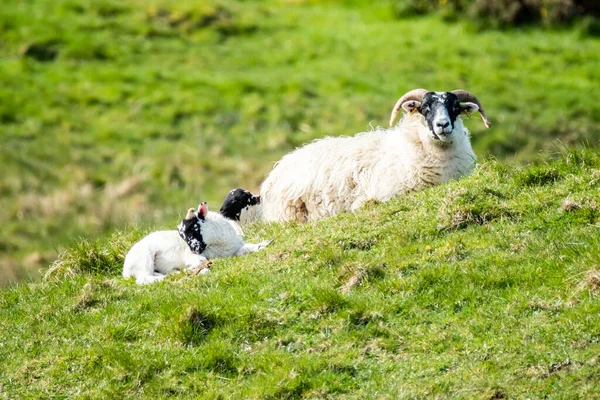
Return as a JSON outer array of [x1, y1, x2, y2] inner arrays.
[[259, 113, 475, 222]]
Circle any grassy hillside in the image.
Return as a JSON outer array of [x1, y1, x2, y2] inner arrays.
[[1, 0, 600, 282], [1, 148, 599, 398]]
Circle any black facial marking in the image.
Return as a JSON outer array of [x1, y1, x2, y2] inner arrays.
[[177, 213, 207, 255], [220, 188, 260, 221], [419, 92, 463, 134]]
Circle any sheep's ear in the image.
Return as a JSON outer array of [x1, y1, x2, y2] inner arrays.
[[401, 100, 421, 114], [460, 102, 479, 115], [198, 202, 208, 218]]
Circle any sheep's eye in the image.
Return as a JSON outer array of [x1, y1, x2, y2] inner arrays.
[[420, 105, 429, 115]]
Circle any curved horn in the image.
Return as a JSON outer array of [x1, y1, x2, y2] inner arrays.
[[451, 90, 491, 128], [389, 88, 429, 127]]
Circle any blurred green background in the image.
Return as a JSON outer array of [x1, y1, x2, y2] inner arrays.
[[1, 0, 599, 284]]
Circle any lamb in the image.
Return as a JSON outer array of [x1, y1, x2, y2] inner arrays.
[[258, 89, 491, 223], [178, 202, 271, 259], [220, 188, 262, 227], [122, 202, 271, 284], [207, 188, 263, 236]]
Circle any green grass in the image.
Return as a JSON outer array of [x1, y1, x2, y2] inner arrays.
[[1, 0, 599, 282], [2, 2, 600, 395], [1, 148, 599, 398]]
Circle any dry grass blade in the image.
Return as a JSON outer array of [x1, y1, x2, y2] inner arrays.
[[576, 269, 600, 294]]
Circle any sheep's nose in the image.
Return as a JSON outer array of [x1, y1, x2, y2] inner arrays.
[[436, 121, 450, 129]]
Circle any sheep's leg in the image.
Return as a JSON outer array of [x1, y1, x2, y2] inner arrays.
[[235, 240, 272, 256], [292, 199, 308, 223], [350, 197, 367, 212]]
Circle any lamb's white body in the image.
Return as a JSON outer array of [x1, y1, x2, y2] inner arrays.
[[260, 114, 476, 222], [123, 230, 206, 285], [123, 211, 269, 284]]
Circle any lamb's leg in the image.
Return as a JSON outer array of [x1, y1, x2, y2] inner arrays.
[[235, 240, 272, 256], [182, 250, 211, 274], [123, 243, 161, 284], [183, 250, 209, 269], [136, 273, 166, 285]]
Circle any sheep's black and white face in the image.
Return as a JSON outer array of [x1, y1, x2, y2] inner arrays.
[[178, 204, 208, 254], [420, 92, 462, 139], [220, 188, 261, 221], [403, 92, 479, 142]]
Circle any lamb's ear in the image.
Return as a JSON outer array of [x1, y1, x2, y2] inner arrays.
[[460, 102, 479, 115], [198, 202, 208, 218], [401, 100, 422, 114], [184, 208, 196, 220]]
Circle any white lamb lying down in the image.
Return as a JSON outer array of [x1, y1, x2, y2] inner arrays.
[[122, 202, 271, 285]]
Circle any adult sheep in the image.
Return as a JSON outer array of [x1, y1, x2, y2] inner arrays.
[[259, 89, 491, 223]]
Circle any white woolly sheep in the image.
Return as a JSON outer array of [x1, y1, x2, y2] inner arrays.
[[258, 89, 491, 223], [123, 202, 271, 285]]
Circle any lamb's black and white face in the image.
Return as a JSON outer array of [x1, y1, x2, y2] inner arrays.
[[403, 92, 479, 142], [177, 203, 208, 254], [220, 188, 261, 221]]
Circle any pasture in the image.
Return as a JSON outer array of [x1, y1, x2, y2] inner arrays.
[[1, 0, 599, 397]]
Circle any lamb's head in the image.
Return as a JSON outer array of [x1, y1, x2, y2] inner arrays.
[[220, 188, 261, 221], [390, 89, 491, 144], [177, 202, 209, 254]]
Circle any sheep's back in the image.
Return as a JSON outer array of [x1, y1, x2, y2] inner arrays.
[[260, 131, 383, 221]]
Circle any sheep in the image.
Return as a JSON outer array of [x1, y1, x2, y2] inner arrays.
[[258, 89, 491, 223], [122, 202, 271, 284]]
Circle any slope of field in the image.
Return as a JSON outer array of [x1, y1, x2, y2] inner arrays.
[[1, 148, 599, 398]]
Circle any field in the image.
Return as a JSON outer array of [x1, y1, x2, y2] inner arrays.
[[1, 0, 600, 397], [2, 149, 600, 398]]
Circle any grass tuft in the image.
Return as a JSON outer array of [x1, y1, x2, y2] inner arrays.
[[178, 306, 218, 346], [438, 186, 518, 231], [516, 165, 563, 186], [20, 40, 60, 62], [339, 263, 386, 293], [576, 269, 600, 295], [311, 286, 348, 313], [561, 199, 581, 212], [200, 340, 240, 377], [45, 229, 144, 281]]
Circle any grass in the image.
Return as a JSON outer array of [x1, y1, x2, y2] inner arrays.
[[1, 148, 599, 398], [1, 1, 600, 396], [1, 0, 600, 282]]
